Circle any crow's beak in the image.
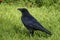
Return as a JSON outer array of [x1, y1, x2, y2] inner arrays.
[[18, 8, 23, 12], [17, 8, 20, 10]]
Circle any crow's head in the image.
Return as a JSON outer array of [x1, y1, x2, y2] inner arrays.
[[17, 8, 28, 12], [17, 8, 31, 16]]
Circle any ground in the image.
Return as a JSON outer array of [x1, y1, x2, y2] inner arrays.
[[0, 3, 60, 40]]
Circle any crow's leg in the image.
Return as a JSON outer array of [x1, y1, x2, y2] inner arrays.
[[29, 30, 34, 36]]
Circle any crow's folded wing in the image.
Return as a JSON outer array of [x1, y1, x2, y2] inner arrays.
[[25, 18, 44, 30]]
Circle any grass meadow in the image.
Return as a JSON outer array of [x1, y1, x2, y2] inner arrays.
[[0, 3, 60, 40]]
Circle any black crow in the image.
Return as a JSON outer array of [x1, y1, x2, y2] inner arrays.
[[17, 8, 52, 36]]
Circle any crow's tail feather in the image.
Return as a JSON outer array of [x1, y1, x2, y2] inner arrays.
[[43, 29, 52, 35], [39, 27, 52, 35]]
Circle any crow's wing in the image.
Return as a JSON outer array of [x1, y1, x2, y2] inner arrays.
[[28, 18, 44, 30], [22, 16, 44, 30]]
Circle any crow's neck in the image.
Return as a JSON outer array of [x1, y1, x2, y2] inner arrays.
[[22, 11, 31, 17]]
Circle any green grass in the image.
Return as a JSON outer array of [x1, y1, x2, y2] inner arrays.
[[0, 3, 60, 40]]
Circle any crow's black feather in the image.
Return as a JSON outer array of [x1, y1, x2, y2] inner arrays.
[[18, 8, 52, 36]]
